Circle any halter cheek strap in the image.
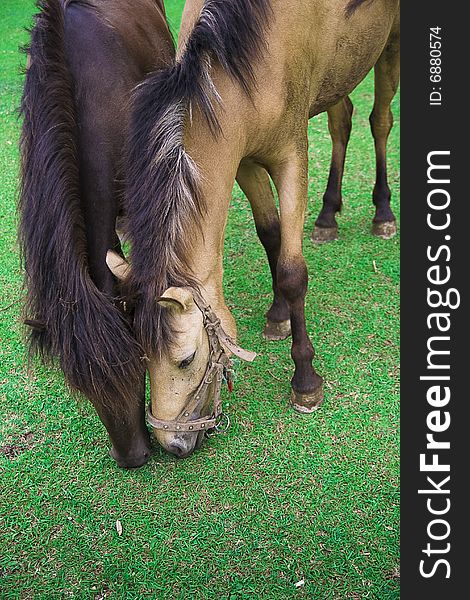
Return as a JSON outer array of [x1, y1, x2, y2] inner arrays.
[[146, 361, 225, 432], [146, 289, 256, 433]]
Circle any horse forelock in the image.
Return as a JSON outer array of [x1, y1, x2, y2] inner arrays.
[[126, 0, 272, 355]]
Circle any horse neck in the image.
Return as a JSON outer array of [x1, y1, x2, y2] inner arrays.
[[183, 71, 250, 331]]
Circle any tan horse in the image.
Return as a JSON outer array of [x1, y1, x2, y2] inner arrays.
[[109, 0, 400, 457]]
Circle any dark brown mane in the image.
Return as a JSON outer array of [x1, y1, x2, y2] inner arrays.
[[125, 0, 272, 356], [19, 0, 145, 410]]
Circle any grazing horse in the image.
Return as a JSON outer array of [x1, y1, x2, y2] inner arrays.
[[19, 0, 174, 468], [108, 0, 400, 459]]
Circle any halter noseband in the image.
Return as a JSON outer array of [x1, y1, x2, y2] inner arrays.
[[146, 289, 256, 433]]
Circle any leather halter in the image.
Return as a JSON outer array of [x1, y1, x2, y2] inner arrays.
[[146, 289, 256, 433]]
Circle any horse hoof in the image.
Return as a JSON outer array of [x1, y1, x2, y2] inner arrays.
[[311, 225, 338, 243], [372, 220, 397, 239], [263, 319, 291, 341], [290, 385, 324, 413]]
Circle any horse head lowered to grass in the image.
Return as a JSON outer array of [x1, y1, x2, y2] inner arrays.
[[106, 252, 256, 457], [19, 0, 174, 468], [114, 0, 400, 457]]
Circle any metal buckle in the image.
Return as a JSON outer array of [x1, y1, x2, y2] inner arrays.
[[205, 412, 231, 437], [215, 412, 230, 432]]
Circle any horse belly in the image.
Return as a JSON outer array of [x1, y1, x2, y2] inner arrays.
[[308, 4, 397, 115]]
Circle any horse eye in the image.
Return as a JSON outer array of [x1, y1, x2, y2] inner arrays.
[[179, 351, 196, 369]]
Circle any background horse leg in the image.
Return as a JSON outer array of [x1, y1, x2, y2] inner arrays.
[[236, 162, 291, 340], [370, 21, 400, 239], [311, 96, 353, 243], [270, 142, 324, 412]]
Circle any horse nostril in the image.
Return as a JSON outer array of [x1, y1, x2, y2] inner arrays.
[[168, 441, 190, 458]]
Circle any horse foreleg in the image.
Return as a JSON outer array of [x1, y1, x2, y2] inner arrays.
[[370, 21, 400, 239], [312, 96, 353, 243], [270, 144, 324, 412], [236, 162, 291, 340]]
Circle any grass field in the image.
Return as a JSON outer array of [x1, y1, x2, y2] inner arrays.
[[0, 1, 400, 598]]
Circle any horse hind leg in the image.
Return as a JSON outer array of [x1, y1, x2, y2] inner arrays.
[[236, 162, 291, 340], [312, 96, 353, 243], [370, 23, 400, 239]]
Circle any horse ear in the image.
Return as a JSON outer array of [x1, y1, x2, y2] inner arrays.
[[106, 250, 130, 281], [157, 287, 195, 313]]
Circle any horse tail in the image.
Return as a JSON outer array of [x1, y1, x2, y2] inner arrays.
[[19, 0, 143, 409]]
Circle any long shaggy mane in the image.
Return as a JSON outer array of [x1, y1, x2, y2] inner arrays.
[[19, 0, 144, 410], [126, 0, 272, 355]]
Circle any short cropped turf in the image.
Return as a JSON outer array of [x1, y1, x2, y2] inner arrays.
[[0, 1, 400, 598]]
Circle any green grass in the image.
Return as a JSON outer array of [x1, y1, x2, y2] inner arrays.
[[0, 1, 399, 598]]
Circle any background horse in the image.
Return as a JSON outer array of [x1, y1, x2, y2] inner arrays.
[[111, 0, 400, 458], [19, 0, 174, 468]]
